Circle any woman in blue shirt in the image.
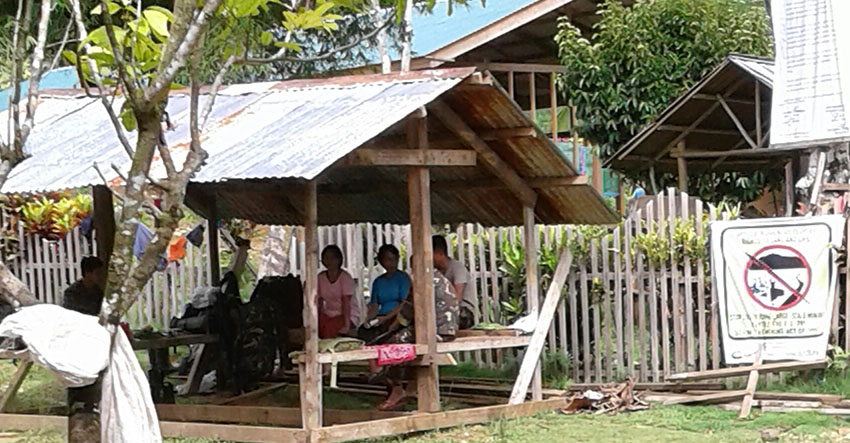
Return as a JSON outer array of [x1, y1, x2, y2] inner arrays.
[[367, 244, 410, 325]]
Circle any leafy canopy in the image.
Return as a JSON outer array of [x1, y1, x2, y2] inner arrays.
[[555, 0, 772, 158]]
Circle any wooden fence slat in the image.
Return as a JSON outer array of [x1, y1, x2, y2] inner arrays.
[[568, 234, 580, 380], [57, 238, 67, 304], [708, 205, 720, 369], [646, 202, 660, 381], [613, 227, 624, 378], [579, 234, 591, 383], [666, 189, 681, 374], [591, 240, 602, 382], [695, 200, 708, 371], [634, 210, 648, 382], [467, 223, 482, 364], [681, 192, 695, 371], [478, 228, 493, 368], [623, 219, 635, 379], [600, 234, 612, 381]]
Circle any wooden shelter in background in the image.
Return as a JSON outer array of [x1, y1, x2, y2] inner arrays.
[[604, 54, 814, 213], [0, 68, 616, 441]]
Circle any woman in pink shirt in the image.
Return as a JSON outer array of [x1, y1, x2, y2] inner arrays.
[[318, 245, 356, 339]]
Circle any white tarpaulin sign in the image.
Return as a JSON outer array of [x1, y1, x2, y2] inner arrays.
[[770, 0, 850, 148], [710, 215, 845, 364]]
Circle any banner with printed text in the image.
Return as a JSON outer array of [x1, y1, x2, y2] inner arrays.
[[710, 215, 845, 364], [770, 0, 850, 148]]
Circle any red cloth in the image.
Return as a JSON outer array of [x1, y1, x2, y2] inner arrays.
[[367, 344, 416, 366], [167, 236, 187, 262], [319, 313, 346, 339]]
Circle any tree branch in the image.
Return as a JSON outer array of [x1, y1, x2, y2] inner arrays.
[[48, 5, 73, 71], [200, 54, 236, 130], [20, 0, 55, 148], [98, 0, 138, 103], [9, 0, 34, 158], [145, 0, 223, 103], [240, 15, 393, 65]]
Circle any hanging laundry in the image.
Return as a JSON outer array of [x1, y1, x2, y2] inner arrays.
[[167, 236, 187, 262], [132, 223, 154, 259], [79, 215, 93, 237], [185, 224, 204, 248]]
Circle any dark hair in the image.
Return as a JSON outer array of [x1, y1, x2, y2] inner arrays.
[[377, 244, 399, 262], [432, 235, 448, 255], [321, 244, 344, 264], [81, 256, 104, 275]]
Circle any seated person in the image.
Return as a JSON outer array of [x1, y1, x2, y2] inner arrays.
[[318, 245, 356, 339], [366, 244, 411, 329], [374, 268, 458, 411], [63, 256, 105, 316], [432, 235, 475, 329]]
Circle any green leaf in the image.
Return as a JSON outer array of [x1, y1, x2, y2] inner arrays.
[[119, 101, 137, 132], [143, 9, 171, 39], [260, 31, 273, 46], [273, 41, 301, 52]]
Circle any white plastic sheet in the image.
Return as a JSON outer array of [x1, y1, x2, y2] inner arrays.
[[100, 327, 162, 443], [0, 304, 109, 387]]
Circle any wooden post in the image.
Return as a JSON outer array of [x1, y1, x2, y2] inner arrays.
[[509, 248, 572, 404], [549, 73, 557, 141], [300, 180, 322, 438], [206, 203, 220, 285], [528, 73, 536, 122], [407, 108, 439, 412], [784, 161, 794, 216], [809, 150, 827, 211], [755, 81, 762, 148], [0, 361, 32, 412], [739, 344, 764, 418], [507, 71, 515, 99], [92, 185, 115, 272], [677, 141, 688, 193], [523, 206, 543, 401], [618, 177, 626, 216], [570, 106, 578, 167], [590, 143, 602, 193]]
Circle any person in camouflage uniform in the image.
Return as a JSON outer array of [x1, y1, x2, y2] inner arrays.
[[374, 270, 459, 410]]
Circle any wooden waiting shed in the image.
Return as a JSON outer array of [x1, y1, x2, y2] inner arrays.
[[0, 67, 616, 441], [175, 67, 616, 441], [604, 54, 813, 210]]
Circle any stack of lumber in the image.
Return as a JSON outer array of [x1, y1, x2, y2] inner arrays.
[[643, 390, 850, 415]]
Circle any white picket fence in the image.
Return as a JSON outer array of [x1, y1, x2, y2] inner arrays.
[[7, 224, 211, 330]]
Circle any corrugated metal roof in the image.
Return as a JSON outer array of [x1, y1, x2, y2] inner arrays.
[[3, 68, 618, 226], [605, 54, 778, 174]]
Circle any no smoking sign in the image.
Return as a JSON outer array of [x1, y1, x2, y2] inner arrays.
[[744, 245, 811, 311]]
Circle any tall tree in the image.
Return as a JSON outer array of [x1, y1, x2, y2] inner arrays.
[[555, 0, 773, 202]]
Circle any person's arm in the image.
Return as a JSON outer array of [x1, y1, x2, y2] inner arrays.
[[340, 294, 351, 334], [452, 283, 465, 305], [367, 278, 380, 320]]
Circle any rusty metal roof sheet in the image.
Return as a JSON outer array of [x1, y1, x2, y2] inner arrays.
[[3, 68, 618, 226]]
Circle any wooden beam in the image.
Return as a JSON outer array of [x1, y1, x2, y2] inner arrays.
[[475, 62, 567, 73], [716, 94, 758, 149], [785, 161, 795, 216], [669, 145, 812, 159], [482, 127, 537, 140], [755, 81, 762, 148], [676, 141, 688, 193], [92, 185, 115, 275], [739, 344, 764, 418], [207, 202, 220, 285], [316, 398, 567, 442], [662, 390, 748, 406], [528, 73, 536, 121], [522, 206, 543, 401], [510, 247, 573, 404], [507, 71, 514, 98], [570, 105, 578, 166], [810, 150, 828, 209], [344, 149, 476, 167], [666, 359, 828, 382], [300, 179, 322, 437], [657, 125, 741, 136], [430, 101, 537, 207], [692, 94, 754, 105], [155, 404, 406, 427], [590, 142, 602, 193], [407, 108, 440, 413], [0, 362, 32, 412]]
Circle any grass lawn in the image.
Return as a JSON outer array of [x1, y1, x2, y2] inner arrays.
[[5, 360, 850, 442]]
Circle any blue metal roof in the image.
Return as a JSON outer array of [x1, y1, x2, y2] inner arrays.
[[0, 67, 80, 112]]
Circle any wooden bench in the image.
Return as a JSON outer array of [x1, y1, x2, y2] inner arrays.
[[292, 335, 531, 365]]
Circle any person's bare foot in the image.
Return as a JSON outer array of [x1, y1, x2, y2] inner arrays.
[[377, 386, 407, 411]]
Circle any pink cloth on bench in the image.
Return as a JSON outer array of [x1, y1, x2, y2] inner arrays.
[[366, 344, 416, 366]]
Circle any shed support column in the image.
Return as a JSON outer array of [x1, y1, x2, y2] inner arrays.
[[523, 205, 543, 401], [206, 202, 220, 285], [784, 161, 795, 216], [407, 108, 439, 412], [677, 141, 688, 193], [92, 185, 115, 273], [300, 180, 322, 438]]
